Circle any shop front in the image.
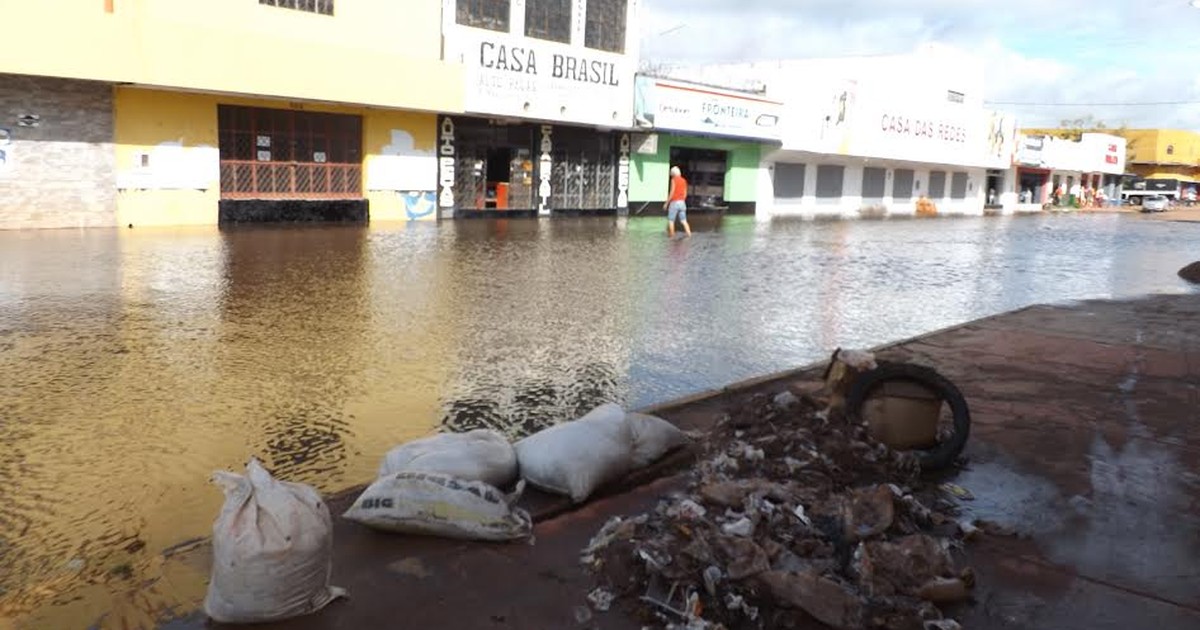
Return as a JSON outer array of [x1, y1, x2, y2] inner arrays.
[[439, 2, 638, 218], [758, 84, 1016, 218], [1011, 132, 1127, 209], [628, 76, 782, 214], [437, 115, 627, 216]]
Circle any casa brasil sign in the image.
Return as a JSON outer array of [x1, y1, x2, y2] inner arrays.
[[478, 41, 620, 87]]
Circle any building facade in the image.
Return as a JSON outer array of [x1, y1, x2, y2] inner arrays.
[[436, 0, 639, 218], [1, 0, 463, 229], [1117, 129, 1200, 202], [668, 45, 1016, 219], [626, 75, 783, 214], [1010, 132, 1127, 209]]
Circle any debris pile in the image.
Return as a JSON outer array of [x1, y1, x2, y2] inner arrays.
[[582, 367, 992, 630]]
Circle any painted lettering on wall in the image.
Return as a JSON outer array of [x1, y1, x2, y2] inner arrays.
[[550, 55, 620, 85], [880, 114, 967, 144], [480, 42, 538, 74], [438, 117, 456, 209], [476, 41, 620, 86], [702, 101, 750, 120]]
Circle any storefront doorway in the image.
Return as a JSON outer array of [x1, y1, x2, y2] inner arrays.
[[440, 117, 620, 216], [452, 121, 535, 211], [985, 170, 1004, 207], [669, 147, 729, 209], [1017, 167, 1049, 204]]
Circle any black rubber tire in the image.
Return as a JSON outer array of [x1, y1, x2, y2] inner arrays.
[[845, 361, 971, 471]]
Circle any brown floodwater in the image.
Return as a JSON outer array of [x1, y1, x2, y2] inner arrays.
[[0, 213, 1196, 628]]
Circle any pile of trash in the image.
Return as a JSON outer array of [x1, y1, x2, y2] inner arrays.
[[581, 359, 997, 630]]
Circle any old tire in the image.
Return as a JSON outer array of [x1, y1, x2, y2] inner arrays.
[[846, 362, 970, 471]]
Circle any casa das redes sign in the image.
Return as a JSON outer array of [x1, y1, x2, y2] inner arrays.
[[634, 76, 783, 141], [834, 97, 1008, 169], [446, 28, 634, 128]]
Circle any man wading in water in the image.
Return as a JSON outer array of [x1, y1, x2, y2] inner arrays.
[[665, 166, 692, 238]]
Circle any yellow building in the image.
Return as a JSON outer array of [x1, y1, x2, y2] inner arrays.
[[0, 0, 464, 229], [1115, 128, 1200, 182], [1023, 127, 1200, 199]]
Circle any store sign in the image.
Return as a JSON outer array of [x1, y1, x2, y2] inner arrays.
[[634, 76, 783, 141], [1017, 135, 1046, 167], [445, 27, 634, 128], [786, 82, 1010, 168]]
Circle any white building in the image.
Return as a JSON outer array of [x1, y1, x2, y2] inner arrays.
[[670, 45, 1018, 219], [1011, 132, 1127, 210], [437, 0, 641, 217]]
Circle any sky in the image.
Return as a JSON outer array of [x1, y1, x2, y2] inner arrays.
[[638, 0, 1200, 129]]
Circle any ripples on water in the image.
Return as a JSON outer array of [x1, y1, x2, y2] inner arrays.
[[0, 213, 1196, 627]]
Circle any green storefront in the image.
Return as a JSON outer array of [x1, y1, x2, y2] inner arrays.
[[628, 75, 782, 214]]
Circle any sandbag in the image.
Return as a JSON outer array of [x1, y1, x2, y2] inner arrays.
[[343, 472, 532, 542], [626, 411, 689, 468], [204, 459, 345, 624], [514, 403, 634, 503], [378, 428, 518, 488]]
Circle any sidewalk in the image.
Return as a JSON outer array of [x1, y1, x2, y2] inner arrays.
[[160, 292, 1200, 630], [1139, 207, 1200, 223]]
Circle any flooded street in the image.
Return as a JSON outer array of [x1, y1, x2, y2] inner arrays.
[[1, 212, 1197, 627]]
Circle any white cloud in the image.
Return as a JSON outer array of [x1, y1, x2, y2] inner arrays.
[[639, 0, 1200, 128]]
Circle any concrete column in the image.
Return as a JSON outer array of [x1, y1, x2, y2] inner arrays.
[[842, 162, 864, 217], [803, 161, 818, 216], [756, 159, 775, 220]]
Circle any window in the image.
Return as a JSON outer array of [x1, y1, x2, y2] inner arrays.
[[585, 0, 627, 53], [773, 163, 806, 199], [862, 167, 886, 199], [950, 172, 968, 199], [928, 170, 947, 198], [259, 0, 333, 16], [1167, 144, 1175, 156], [815, 165, 844, 199], [893, 169, 914, 200], [525, 0, 571, 43], [456, 0, 510, 32], [218, 105, 363, 199], [947, 90, 965, 103]]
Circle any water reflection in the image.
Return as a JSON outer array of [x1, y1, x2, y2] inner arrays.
[[0, 214, 1197, 628]]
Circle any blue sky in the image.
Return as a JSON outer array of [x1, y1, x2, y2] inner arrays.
[[639, 0, 1200, 129]]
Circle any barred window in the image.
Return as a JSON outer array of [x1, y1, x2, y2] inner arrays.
[[585, 0, 627, 53], [456, 0, 510, 32], [218, 105, 363, 200], [259, 0, 334, 16], [525, 0, 571, 44]]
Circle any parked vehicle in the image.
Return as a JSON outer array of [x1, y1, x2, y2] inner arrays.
[[1142, 195, 1170, 213]]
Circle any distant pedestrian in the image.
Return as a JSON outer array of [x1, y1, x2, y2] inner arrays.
[[665, 166, 691, 238]]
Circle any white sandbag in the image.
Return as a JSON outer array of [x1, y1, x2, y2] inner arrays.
[[515, 403, 634, 503], [626, 412, 689, 468], [204, 459, 345, 624], [378, 429, 518, 488], [343, 472, 532, 541]]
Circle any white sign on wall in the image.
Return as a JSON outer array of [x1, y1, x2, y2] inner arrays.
[[444, 26, 634, 127], [634, 76, 783, 141]]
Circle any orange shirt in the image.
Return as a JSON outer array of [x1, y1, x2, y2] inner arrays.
[[669, 175, 688, 202]]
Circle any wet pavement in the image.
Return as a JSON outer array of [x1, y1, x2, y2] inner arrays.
[[1, 213, 1198, 628], [155, 291, 1200, 630]]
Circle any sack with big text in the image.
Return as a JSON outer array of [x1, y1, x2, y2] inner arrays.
[[343, 471, 533, 542]]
